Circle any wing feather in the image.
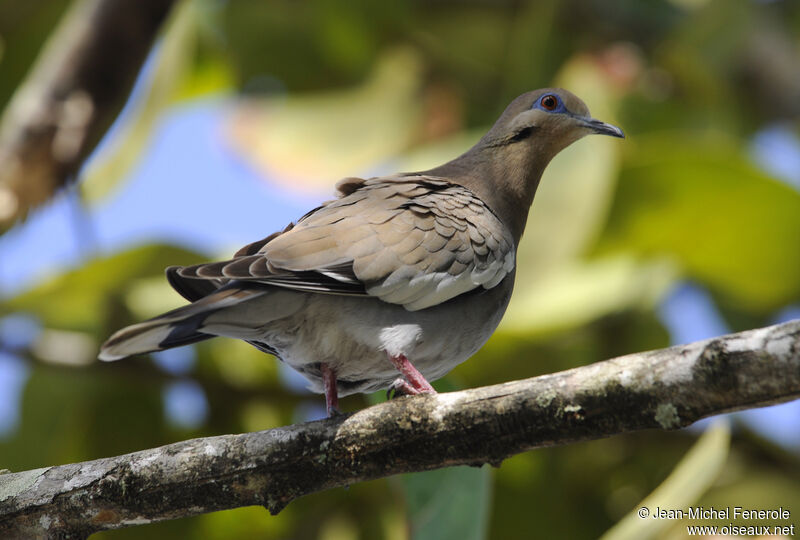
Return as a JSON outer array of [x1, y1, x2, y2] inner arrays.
[[175, 175, 515, 310]]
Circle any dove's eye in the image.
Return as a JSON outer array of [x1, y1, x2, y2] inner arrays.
[[532, 94, 566, 113], [540, 94, 559, 111]]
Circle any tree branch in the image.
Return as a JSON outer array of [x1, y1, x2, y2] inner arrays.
[[0, 0, 176, 231], [1, 320, 799, 538]]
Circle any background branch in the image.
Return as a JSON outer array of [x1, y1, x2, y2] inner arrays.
[[0, 0, 176, 231], [0, 319, 798, 539]]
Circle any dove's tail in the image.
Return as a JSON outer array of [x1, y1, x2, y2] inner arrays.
[[98, 285, 266, 361], [98, 316, 211, 361]]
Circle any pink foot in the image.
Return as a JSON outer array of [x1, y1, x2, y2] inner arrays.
[[320, 363, 340, 417], [387, 354, 437, 395]]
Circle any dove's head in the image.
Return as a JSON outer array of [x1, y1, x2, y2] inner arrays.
[[426, 88, 624, 243], [493, 88, 624, 157]]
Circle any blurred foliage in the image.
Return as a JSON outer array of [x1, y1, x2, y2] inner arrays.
[[598, 134, 800, 313], [224, 47, 425, 192], [1, 245, 203, 334], [1, 0, 800, 539], [601, 420, 730, 540]]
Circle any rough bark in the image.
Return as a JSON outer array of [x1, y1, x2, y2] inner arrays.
[[0, 319, 798, 539], [0, 0, 176, 231]]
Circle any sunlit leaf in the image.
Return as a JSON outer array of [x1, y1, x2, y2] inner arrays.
[[223, 47, 424, 193], [598, 133, 800, 312], [501, 255, 676, 335]]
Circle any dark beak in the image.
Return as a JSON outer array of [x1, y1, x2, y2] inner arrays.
[[581, 117, 625, 139]]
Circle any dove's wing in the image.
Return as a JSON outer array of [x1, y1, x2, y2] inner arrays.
[[177, 175, 515, 311]]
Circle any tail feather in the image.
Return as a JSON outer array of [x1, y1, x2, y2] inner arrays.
[[98, 284, 267, 361], [98, 316, 211, 361]]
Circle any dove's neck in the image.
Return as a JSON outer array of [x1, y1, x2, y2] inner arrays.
[[426, 139, 552, 245]]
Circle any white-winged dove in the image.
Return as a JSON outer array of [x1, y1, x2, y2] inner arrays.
[[100, 88, 624, 416]]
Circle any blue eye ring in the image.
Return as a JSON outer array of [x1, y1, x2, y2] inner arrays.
[[533, 94, 566, 113]]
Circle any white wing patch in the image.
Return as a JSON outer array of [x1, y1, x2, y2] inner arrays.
[[370, 247, 516, 311]]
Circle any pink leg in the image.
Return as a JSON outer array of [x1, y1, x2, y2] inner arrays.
[[388, 354, 437, 394], [321, 363, 340, 417]]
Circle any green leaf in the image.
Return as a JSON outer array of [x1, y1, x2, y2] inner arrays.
[[598, 134, 800, 312], [402, 466, 492, 540], [600, 420, 731, 540]]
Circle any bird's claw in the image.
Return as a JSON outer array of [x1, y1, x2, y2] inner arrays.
[[387, 377, 436, 400], [387, 378, 414, 399]]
